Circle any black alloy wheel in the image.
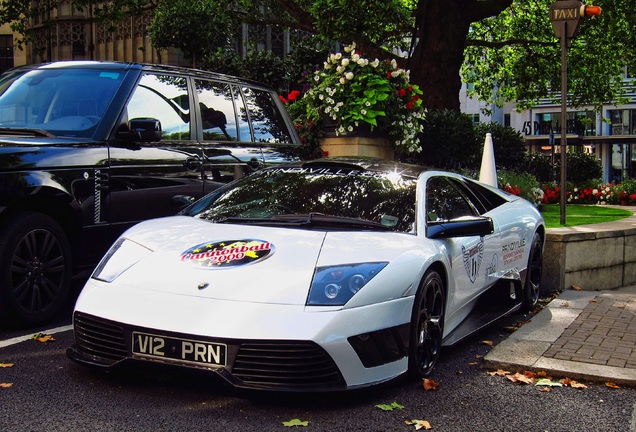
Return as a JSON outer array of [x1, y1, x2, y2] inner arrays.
[[521, 232, 543, 312], [0, 212, 72, 326], [409, 270, 445, 377]]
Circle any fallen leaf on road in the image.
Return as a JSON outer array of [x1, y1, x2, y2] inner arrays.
[[561, 378, 587, 389], [0, 383, 13, 388], [506, 372, 534, 385], [375, 401, 404, 411], [488, 369, 511, 377], [0, 363, 14, 368], [605, 382, 621, 389], [32, 333, 55, 343], [480, 340, 493, 346], [405, 419, 432, 430], [423, 378, 439, 391], [282, 419, 309, 427], [535, 378, 563, 387], [571, 285, 582, 291]]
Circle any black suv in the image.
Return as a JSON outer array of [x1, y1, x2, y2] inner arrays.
[[0, 61, 305, 326]]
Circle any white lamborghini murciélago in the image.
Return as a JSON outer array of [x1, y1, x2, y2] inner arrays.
[[67, 157, 545, 392]]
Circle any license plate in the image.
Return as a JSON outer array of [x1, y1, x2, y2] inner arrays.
[[132, 331, 227, 367]]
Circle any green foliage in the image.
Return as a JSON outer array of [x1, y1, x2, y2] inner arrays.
[[409, 109, 479, 169], [555, 152, 603, 183], [474, 122, 527, 171], [308, 0, 412, 50], [463, 0, 636, 113], [527, 153, 555, 183], [147, 0, 233, 67], [301, 43, 425, 154], [498, 170, 542, 206]]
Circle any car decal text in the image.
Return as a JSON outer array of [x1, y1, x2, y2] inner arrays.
[[181, 239, 274, 269]]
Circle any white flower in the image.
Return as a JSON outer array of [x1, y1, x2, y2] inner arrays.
[[336, 66, 345, 74], [345, 72, 354, 80], [341, 58, 350, 67], [339, 77, 346, 85], [357, 58, 367, 66], [390, 71, 401, 78], [371, 59, 380, 68], [351, 53, 360, 62]]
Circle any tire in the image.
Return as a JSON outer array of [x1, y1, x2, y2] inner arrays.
[[0, 212, 73, 327], [521, 232, 543, 312], [408, 270, 445, 378]]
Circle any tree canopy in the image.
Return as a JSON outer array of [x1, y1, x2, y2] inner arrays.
[[1, 0, 634, 113]]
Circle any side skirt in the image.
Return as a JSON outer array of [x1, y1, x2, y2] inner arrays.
[[442, 270, 523, 347]]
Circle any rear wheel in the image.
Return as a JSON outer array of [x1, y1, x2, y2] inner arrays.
[[521, 232, 543, 312], [408, 270, 445, 378], [0, 212, 73, 326]]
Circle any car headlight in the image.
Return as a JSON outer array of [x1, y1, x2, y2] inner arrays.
[[307, 263, 388, 306], [92, 238, 153, 283]]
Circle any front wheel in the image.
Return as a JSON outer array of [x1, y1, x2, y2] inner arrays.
[[521, 232, 543, 312], [0, 212, 73, 327], [408, 270, 445, 378]]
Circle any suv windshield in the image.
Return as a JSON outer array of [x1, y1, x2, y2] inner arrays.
[[184, 166, 417, 232], [0, 67, 125, 138]]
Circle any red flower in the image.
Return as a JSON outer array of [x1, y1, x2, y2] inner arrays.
[[399, 88, 407, 98], [288, 90, 301, 101], [279, 95, 288, 104], [406, 101, 414, 109]]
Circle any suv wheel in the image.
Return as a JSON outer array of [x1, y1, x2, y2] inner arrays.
[[0, 212, 72, 326]]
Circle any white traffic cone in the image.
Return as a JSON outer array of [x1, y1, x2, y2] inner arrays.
[[479, 133, 497, 187]]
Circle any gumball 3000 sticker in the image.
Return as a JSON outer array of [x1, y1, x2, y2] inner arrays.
[[181, 240, 274, 268]]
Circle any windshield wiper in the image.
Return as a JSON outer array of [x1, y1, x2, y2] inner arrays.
[[0, 128, 56, 138], [214, 212, 391, 231]]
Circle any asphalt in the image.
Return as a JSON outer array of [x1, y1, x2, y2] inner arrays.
[[484, 282, 636, 386]]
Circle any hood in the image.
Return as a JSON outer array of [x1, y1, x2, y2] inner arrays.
[[112, 216, 327, 305]]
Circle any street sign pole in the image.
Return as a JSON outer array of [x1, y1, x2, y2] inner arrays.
[[549, 1, 601, 225], [560, 24, 568, 225]]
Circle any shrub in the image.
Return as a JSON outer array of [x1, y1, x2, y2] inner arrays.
[[498, 170, 543, 206], [474, 122, 528, 172]]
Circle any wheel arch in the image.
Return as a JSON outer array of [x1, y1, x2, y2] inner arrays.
[[0, 193, 83, 264]]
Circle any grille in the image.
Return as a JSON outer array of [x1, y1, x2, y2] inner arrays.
[[73, 312, 127, 364], [233, 341, 345, 390]]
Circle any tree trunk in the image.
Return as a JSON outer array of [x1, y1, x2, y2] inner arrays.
[[409, 0, 511, 111]]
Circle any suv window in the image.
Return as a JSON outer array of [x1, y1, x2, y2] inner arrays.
[[241, 86, 293, 143], [126, 73, 191, 140], [195, 79, 237, 142], [0, 68, 124, 137]]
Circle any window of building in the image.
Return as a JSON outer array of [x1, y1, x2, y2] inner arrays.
[[0, 35, 13, 74]]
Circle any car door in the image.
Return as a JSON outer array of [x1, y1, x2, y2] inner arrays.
[[108, 71, 206, 224], [424, 175, 502, 318]]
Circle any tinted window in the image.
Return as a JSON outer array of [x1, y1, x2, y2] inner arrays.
[[460, 178, 508, 213], [195, 79, 237, 141], [426, 176, 478, 222], [241, 87, 293, 143], [0, 68, 124, 137], [127, 73, 190, 140], [185, 167, 417, 232]]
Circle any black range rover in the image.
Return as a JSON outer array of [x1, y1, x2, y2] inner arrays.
[[0, 61, 306, 326]]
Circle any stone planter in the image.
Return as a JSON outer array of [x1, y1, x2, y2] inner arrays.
[[319, 117, 394, 160], [319, 135, 394, 160]]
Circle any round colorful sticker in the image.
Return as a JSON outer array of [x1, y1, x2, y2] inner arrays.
[[180, 239, 274, 269]]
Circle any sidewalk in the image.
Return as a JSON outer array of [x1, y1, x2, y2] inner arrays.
[[484, 285, 636, 386]]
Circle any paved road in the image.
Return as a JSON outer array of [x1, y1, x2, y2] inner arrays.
[[2, 308, 635, 432]]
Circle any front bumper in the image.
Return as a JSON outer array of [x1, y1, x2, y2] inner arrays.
[[67, 279, 414, 391]]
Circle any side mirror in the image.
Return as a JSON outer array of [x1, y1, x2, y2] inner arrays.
[[426, 216, 494, 239], [118, 118, 162, 142]]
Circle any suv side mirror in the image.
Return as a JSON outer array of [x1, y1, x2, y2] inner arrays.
[[118, 118, 162, 142]]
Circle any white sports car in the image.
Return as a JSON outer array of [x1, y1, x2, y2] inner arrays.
[[67, 157, 545, 392]]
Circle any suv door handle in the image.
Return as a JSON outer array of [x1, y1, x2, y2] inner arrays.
[[185, 157, 202, 171]]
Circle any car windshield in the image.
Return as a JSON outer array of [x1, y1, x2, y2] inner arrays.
[[184, 165, 418, 232], [0, 67, 125, 138]]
